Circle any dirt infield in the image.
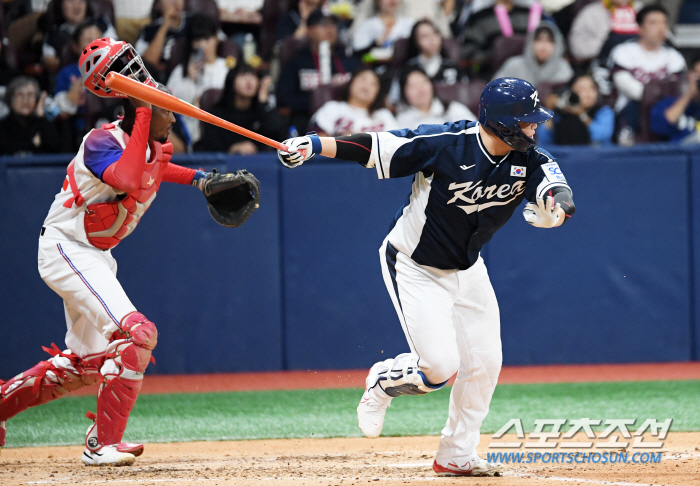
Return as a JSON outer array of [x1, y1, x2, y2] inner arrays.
[[2, 433, 699, 486]]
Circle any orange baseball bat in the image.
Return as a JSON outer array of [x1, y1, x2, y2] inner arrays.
[[105, 72, 290, 152]]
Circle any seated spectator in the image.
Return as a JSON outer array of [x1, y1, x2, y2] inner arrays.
[[538, 74, 615, 146], [0, 41, 21, 119], [351, 0, 414, 56], [396, 67, 476, 129], [493, 21, 573, 86], [167, 15, 229, 145], [53, 20, 104, 151], [568, 0, 638, 64], [309, 67, 398, 136], [195, 64, 286, 153], [277, 0, 325, 42], [650, 58, 700, 144], [0, 76, 60, 155], [42, 0, 117, 72], [277, 9, 360, 130], [405, 19, 462, 84], [351, 0, 454, 38], [114, 0, 156, 45], [217, 0, 263, 39], [607, 5, 685, 137], [458, 0, 536, 70], [135, 0, 191, 81]]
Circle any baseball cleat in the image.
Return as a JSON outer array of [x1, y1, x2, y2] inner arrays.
[[82, 445, 135, 466], [115, 442, 144, 457], [433, 454, 504, 477], [357, 389, 389, 438]]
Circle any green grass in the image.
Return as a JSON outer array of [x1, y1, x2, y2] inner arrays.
[[5, 380, 700, 448]]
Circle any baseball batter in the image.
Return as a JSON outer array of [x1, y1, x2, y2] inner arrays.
[[277, 78, 576, 477], [0, 38, 260, 466]]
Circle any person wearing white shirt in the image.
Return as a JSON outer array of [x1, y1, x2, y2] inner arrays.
[[396, 68, 476, 129], [310, 68, 399, 136], [352, 0, 414, 53], [167, 15, 229, 144]]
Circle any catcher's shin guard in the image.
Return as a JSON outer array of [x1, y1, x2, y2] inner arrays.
[[86, 312, 157, 451], [0, 345, 102, 422]]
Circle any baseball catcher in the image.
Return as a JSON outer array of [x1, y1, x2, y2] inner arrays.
[[0, 38, 259, 466]]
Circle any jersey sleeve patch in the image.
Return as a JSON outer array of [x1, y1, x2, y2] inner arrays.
[[542, 162, 567, 184], [83, 130, 124, 180]]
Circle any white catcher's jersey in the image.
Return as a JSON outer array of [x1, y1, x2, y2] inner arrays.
[[42, 122, 154, 246]]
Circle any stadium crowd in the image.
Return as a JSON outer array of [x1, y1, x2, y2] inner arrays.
[[0, 0, 699, 156]]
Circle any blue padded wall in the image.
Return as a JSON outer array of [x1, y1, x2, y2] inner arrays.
[[488, 146, 693, 364]]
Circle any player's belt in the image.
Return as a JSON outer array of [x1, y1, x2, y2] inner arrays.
[[40, 226, 46, 236]]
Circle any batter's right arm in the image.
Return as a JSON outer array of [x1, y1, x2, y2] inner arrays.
[[277, 133, 371, 169]]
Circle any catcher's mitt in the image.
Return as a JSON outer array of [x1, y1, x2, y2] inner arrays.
[[198, 169, 261, 228]]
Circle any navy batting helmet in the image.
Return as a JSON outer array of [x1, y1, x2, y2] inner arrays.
[[479, 77, 553, 152]]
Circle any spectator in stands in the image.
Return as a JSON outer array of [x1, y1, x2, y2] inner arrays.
[[405, 19, 462, 84], [0, 76, 60, 155], [568, 0, 638, 65], [53, 20, 103, 151], [351, 0, 414, 55], [650, 58, 700, 144], [396, 67, 476, 129], [42, 0, 117, 72], [195, 64, 285, 153], [351, 0, 454, 38], [458, 0, 536, 72], [277, 9, 360, 131], [136, 0, 191, 81], [309, 67, 398, 136], [493, 21, 573, 86], [167, 15, 229, 145], [0, 41, 21, 119], [538, 74, 615, 146], [608, 5, 685, 138], [277, 0, 325, 41], [217, 0, 264, 40], [114, 0, 155, 45]]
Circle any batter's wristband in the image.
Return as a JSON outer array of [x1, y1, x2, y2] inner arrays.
[[307, 133, 322, 155]]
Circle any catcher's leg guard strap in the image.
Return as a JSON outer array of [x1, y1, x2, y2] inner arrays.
[[91, 314, 157, 449], [370, 354, 448, 398], [0, 345, 101, 422]]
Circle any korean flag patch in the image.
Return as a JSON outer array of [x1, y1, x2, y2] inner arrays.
[[511, 166, 526, 177]]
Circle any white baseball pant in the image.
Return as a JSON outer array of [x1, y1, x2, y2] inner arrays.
[[374, 237, 502, 460], [38, 232, 137, 358]]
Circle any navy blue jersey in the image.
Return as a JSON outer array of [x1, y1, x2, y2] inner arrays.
[[366, 121, 570, 270]]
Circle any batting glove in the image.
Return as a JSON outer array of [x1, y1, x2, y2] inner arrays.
[[277, 134, 321, 169], [523, 196, 561, 228]]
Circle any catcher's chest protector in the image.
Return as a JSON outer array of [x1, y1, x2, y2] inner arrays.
[[65, 131, 173, 250]]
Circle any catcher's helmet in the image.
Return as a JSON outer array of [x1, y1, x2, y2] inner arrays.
[[478, 77, 553, 152], [79, 37, 157, 98]]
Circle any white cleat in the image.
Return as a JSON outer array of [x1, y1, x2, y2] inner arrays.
[[433, 454, 504, 477], [357, 389, 390, 438], [82, 445, 135, 466]]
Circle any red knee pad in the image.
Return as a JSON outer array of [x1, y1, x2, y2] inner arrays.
[[119, 341, 153, 373], [113, 312, 158, 350]]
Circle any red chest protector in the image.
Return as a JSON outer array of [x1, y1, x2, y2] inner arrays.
[[64, 135, 174, 250]]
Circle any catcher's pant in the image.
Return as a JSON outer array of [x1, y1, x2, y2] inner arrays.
[[376, 237, 502, 460], [38, 233, 137, 357]]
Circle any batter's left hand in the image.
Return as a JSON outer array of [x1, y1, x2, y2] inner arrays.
[[523, 196, 564, 228]]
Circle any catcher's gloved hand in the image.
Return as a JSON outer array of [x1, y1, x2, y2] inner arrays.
[[196, 169, 261, 228], [277, 133, 321, 168], [523, 196, 561, 228]]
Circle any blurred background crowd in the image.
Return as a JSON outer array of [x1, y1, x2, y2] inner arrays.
[[0, 0, 699, 156]]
